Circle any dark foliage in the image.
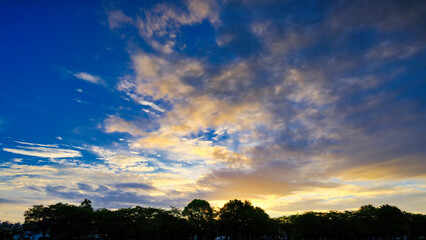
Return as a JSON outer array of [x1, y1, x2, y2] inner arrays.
[[1, 199, 425, 240], [182, 199, 215, 240], [0, 221, 22, 240], [218, 199, 275, 239], [278, 204, 426, 240]]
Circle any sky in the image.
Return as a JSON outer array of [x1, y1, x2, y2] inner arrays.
[[0, 0, 425, 222]]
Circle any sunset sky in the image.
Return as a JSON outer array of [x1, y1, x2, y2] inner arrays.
[[1, 0, 425, 222]]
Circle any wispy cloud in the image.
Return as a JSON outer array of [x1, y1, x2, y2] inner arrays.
[[73, 72, 103, 84], [3, 142, 81, 159], [138, 100, 165, 112], [114, 182, 156, 190], [113, 0, 219, 53], [15, 141, 58, 148], [107, 10, 132, 29], [3, 147, 81, 159], [88, 145, 156, 172], [104, 117, 145, 136]]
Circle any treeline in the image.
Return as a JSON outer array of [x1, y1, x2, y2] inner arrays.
[[1, 199, 426, 240]]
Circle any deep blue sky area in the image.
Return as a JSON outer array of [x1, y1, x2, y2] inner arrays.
[[0, 0, 425, 222], [1, 1, 129, 145]]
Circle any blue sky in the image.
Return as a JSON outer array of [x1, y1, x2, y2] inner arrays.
[[1, 0, 426, 222]]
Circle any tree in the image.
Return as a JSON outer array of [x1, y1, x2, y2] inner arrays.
[[218, 199, 271, 239], [23, 200, 95, 240], [183, 199, 215, 240], [80, 198, 93, 210], [406, 212, 426, 239], [377, 204, 408, 239], [24, 204, 50, 239], [19, 199, 426, 240], [288, 212, 328, 240], [45, 201, 94, 240], [0, 220, 23, 240], [354, 204, 379, 238]]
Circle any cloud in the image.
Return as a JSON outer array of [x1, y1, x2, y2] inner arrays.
[[196, 159, 340, 200], [104, 117, 145, 136], [160, 95, 271, 135], [115, 182, 155, 190], [130, 53, 201, 99], [107, 10, 132, 29], [3, 146, 81, 159], [73, 72, 103, 84], [106, 154, 155, 172], [269, 188, 426, 216], [0, 158, 204, 221], [135, 0, 219, 53], [0, 197, 16, 204], [15, 141, 58, 148], [133, 132, 251, 167], [327, 0, 426, 32], [12, 158, 23, 163], [88, 145, 156, 172], [365, 40, 424, 60], [138, 100, 165, 112]]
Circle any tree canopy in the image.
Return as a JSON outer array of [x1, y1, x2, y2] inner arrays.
[[218, 199, 273, 239], [1, 199, 425, 240], [183, 199, 214, 240]]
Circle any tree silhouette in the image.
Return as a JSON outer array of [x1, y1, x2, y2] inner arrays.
[[377, 204, 407, 239], [24, 204, 50, 239], [183, 199, 215, 240], [0, 220, 22, 240], [218, 199, 271, 239], [18, 199, 426, 240]]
